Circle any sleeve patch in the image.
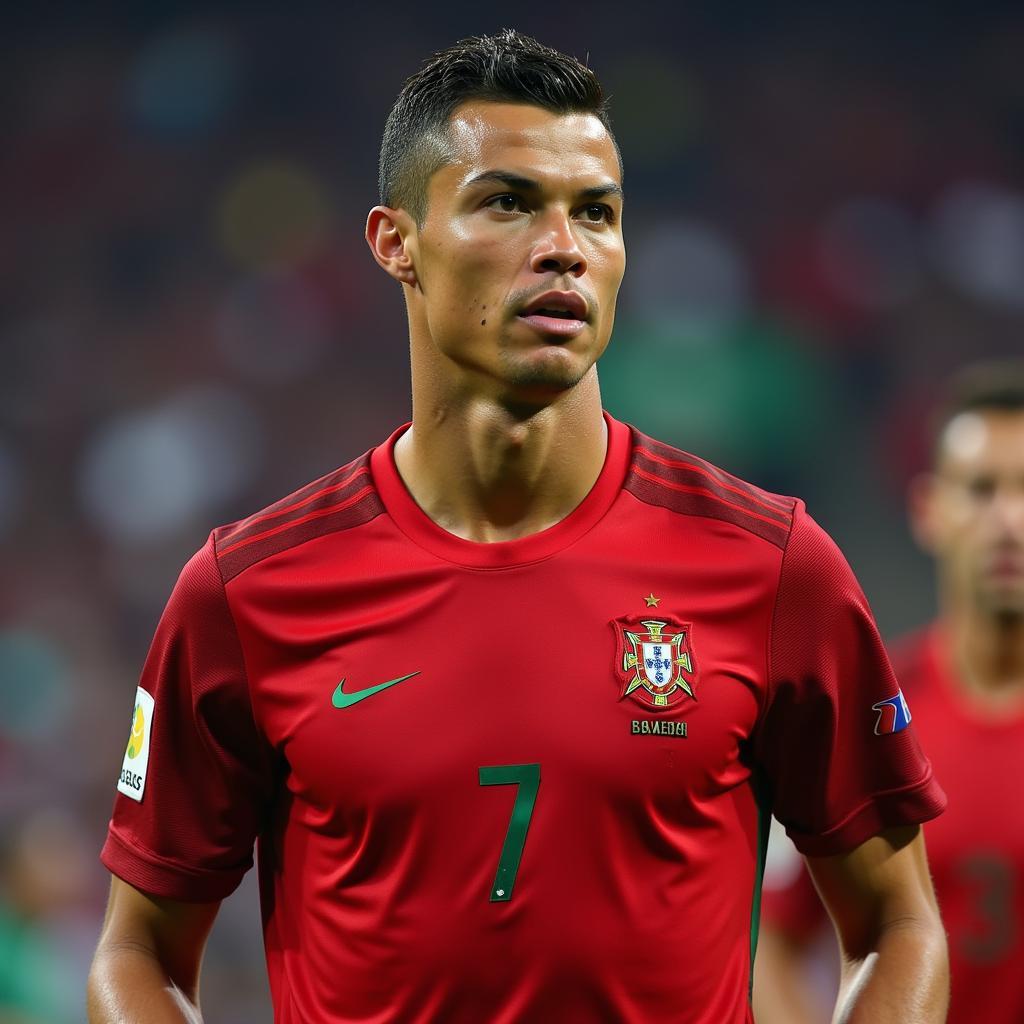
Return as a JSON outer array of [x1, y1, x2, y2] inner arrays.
[[872, 689, 912, 735], [117, 686, 155, 802]]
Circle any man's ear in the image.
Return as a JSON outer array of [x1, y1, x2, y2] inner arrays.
[[365, 206, 418, 286]]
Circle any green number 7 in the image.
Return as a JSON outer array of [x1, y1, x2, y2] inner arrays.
[[478, 763, 541, 902]]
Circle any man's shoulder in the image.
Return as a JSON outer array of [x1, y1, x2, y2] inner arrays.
[[211, 446, 385, 584], [887, 625, 941, 692], [622, 424, 799, 550]]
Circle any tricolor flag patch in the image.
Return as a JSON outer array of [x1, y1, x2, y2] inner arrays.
[[872, 689, 912, 735]]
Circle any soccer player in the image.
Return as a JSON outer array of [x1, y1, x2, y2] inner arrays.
[[87, 30, 949, 1023], [754, 362, 1024, 1024]]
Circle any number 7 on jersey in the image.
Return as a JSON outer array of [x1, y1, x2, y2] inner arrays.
[[478, 763, 541, 902]]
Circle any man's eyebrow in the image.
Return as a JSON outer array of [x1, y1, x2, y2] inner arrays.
[[464, 170, 624, 202], [465, 170, 539, 192], [579, 183, 624, 202]]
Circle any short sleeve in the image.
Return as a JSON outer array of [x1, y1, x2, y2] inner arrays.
[[755, 503, 946, 856], [101, 534, 275, 902]]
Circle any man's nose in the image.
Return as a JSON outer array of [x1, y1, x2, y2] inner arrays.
[[529, 213, 587, 277]]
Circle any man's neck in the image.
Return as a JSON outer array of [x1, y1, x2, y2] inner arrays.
[[393, 376, 608, 544], [944, 604, 1024, 707]]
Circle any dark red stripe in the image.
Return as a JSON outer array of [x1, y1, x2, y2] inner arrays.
[[630, 465, 791, 529], [636, 432, 791, 512], [219, 484, 377, 556], [634, 446, 791, 522], [625, 474, 791, 549], [219, 463, 371, 548], [219, 492, 385, 584], [238, 461, 359, 525]]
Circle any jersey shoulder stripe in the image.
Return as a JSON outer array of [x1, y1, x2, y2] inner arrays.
[[215, 451, 384, 583], [624, 427, 797, 549], [639, 433, 791, 508], [218, 460, 373, 551]]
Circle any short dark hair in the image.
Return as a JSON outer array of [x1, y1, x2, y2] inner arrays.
[[932, 359, 1024, 460], [378, 29, 619, 224]]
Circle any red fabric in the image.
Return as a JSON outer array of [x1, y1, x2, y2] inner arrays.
[[755, 512, 944, 855], [103, 540, 275, 901], [626, 437, 791, 548], [900, 628, 1024, 1024], [102, 415, 943, 1024], [759, 625, 1024, 1024]]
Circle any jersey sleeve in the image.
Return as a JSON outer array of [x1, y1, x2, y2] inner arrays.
[[101, 534, 275, 902], [755, 503, 946, 856]]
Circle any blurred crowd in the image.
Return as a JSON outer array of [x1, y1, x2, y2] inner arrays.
[[2, 5, 1023, 1021]]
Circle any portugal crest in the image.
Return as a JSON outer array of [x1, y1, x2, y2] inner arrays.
[[613, 615, 697, 711]]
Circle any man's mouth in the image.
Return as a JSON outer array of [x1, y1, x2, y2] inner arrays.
[[530, 308, 578, 319], [516, 291, 589, 337], [988, 554, 1024, 578]]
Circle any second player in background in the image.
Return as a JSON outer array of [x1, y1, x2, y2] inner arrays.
[[754, 361, 1024, 1024]]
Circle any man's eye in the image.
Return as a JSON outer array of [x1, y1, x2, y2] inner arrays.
[[579, 204, 612, 223], [488, 194, 524, 213], [967, 477, 996, 500]]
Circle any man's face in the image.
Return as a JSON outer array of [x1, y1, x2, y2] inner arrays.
[[916, 410, 1024, 617], [403, 100, 625, 404]]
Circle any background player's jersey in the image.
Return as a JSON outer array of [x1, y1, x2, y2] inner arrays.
[[102, 415, 944, 1024], [760, 625, 1024, 1024], [900, 627, 1024, 1022]]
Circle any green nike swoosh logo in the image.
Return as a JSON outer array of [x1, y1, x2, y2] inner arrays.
[[331, 672, 421, 709]]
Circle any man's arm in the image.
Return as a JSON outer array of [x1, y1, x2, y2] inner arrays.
[[87, 876, 221, 1024], [806, 824, 948, 1024]]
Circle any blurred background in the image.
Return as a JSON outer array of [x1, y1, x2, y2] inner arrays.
[[2, 2, 1023, 1020]]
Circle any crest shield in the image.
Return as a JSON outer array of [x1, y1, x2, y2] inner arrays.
[[612, 615, 697, 711]]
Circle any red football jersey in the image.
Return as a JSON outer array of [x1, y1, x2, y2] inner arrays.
[[102, 415, 944, 1023], [760, 625, 1024, 1023]]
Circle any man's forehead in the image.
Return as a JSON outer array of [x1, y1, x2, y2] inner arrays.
[[443, 100, 620, 185], [939, 410, 1024, 473]]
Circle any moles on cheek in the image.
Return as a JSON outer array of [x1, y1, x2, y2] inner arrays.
[[418, 244, 507, 356], [431, 231, 515, 329]]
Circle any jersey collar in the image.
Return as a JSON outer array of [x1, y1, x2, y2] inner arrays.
[[370, 412, 631, 568]]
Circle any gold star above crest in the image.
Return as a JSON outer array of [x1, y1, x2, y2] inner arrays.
[[644, 593, 661, 607]]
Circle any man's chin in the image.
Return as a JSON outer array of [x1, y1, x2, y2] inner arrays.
[[498, 354, 593, 401], [978, 587, 1024, 619]]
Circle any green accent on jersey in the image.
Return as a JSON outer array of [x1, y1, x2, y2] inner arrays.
[[479, 763, 541, 903], [331, 672, 420, 709], [748, 772, 773, 999]]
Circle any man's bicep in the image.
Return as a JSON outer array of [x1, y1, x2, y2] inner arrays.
[[97, 875, 221, 990], [805, 825, 940, 959]]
